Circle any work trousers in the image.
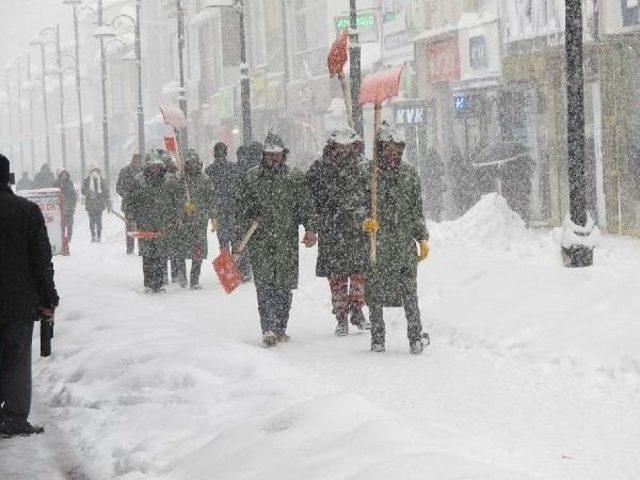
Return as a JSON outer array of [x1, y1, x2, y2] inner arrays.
[[0, 320, 34, 419], [369, 293, 423, 344], [255, 283, 293, 335]]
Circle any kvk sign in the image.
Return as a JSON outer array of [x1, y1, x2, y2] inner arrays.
[[394, 101, 428, 126]]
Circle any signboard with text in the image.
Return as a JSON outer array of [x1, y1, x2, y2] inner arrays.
[[394, 100, 428, 126], [335, 11, 379, 43], [18, 188, 67, 256]]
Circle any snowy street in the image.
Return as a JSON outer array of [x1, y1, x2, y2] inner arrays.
[[2, 194, 640, 479]]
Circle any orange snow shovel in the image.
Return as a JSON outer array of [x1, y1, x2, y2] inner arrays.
[[359, 66, 403, 265], [327, 29, 353, 128], [127, 231, 163, 240], [213, 221, 259, 294]]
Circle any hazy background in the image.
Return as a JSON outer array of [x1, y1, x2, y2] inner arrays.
[[0, 0, 69, 68]]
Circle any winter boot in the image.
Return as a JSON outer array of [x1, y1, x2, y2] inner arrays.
[[276, 331, 290, 343], [350, 306, 371, 331], [262, 331, 278, 348], [371, 337, 385, 353], [0, 416, 44, 438], [190, 283, 202, 290], [335, 314, 349, 337], [409, 333, 430, 355]]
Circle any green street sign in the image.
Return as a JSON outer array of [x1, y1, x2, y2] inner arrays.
[[334, 12, 378, 43]]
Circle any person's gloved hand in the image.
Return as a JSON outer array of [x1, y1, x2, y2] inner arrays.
[[302, 230, 317, 248], [210, 218, 218, 233], [418, 240, 430, 262], [363, 218, 379, 234], [184, 202, 196, 215]]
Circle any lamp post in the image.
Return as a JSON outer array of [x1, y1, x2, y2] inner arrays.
[[29, 38, 52, 167], [25, 55, 36, 173], [207, 0, 252, 145], [349, 0, 363, 138], [62, 0, 88, 181], [176, 0, 188, 154], [4, 69, 16, 162], [15, 59, 25, 171]]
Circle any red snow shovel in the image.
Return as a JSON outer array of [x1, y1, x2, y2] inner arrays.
[[127, 231, 163, 240], [213, 222, 259, 294], [359, 66, 403, 266], [327, 29, 353, 128]]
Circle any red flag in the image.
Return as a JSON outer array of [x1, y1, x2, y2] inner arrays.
[[164, 137, 177, 154], [327, 29, 349, 78], [359, 66, 403, 106]]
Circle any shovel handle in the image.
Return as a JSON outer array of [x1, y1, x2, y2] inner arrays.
[[337, 72, 354, 129], [233, 221, 259, 259], [370, 104, 382, 266]]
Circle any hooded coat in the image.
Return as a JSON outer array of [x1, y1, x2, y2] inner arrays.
[[128, 171, 181, 257], [176, 171, 216, 259], [237, 162, 317, 290], [81, 170, 109, 214], [363, 161, 429, 307], [306, 154, 369, 277], [55, 172, 77, 218]]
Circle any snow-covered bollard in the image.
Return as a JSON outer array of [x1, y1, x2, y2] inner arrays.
[[558, 213, 599, 268]]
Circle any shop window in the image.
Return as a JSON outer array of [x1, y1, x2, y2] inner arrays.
[[469, 36, 488, 70], [622, 0, 640, 26]]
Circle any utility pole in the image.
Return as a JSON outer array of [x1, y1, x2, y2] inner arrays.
[[97, 0, 111, 189], [38, 42, 52, 167], [27, 54, 36, 173], [238, 0, 252, 145], [135, 0, 145, 158], [55, 24, 68, 170], [349, 0, 363, 138], [281, 0, 289, 110], [5, 69, 15, 161], [176, 0, 188, 154], [70, 1, 87, 180], [562, 0, 594, 267], [16, 61, 25, 171]]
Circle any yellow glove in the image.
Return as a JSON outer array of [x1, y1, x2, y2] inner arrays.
[[184, 201, 196, 215], [210, 218, 219, 233], [418, 240, 430, 262], [363, 218, 379, 234]]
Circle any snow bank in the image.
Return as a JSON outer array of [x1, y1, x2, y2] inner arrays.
[[431, 193, 554, 258]]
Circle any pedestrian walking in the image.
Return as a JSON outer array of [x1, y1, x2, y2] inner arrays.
[[205, 142, 251, 281], [32, 164, 56, 190], [116, 154, 143, 254], [236, 132, 318, 347], [362, 123, 431, 355], [128, 150, 181, 293], [175, 150, 217, 290], [16, 172, 33, 191], [306, 128, 371, 337], [81, 167, 109, 243], [0, 154, 59, 437], [55, 170, 77, 242], [422, 148, 446, 222]]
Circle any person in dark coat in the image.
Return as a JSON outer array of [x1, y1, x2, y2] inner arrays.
[[32, 164, 56, 190], [16, 172, 33, 191], [306, 128, 370, 336], [362, 123, 431, 355], [81, 167, 109, 242], [116, 154, 143, 254], [205, 142, 251, 281], [128, 151, 181, 293], [54, 170, 77, 242], [422, 148, 446, 221], [449, 146, 478, 217], [236, 132, 318, 347], [0, 154, 59, 437], [175, 150, 217, 289]]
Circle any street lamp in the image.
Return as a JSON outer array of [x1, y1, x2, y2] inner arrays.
[[28, 36, 52, 167], [207, 0, 252, 145], [95, 0, 145, 183], [62, 0, 88, 181]]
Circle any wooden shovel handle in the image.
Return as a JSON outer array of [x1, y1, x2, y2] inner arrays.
[[338, 72, 354, 129], [233, 221, 259, 259], [370, 104, 382, 266]]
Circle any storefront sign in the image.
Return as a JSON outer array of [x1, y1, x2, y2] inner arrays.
[[18, 188, 67, 256], [425, 37, 460, 83], [335, 12, 378, 43], [213, 87, 235, 120], [394, 101, 428, 126]]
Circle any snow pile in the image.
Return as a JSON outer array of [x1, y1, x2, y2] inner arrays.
[[431, 193, 553, 258]]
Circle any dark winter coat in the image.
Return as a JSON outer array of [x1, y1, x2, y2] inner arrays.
[[177, 172, 216, 259], [81, 174, 109, 214], [32, 166, 56, 190], [205, 159, 240, 230], [421, 148, 446, 222], [128, 172, 181, 257], [306, 156, 369, 278], [237, 164, 317, 290], [116, 164, 142, 216], [55, 177, 77, 218], [16, 176, 33, 191], [0, 186, 59, 321], [363, 162, 429, 307]]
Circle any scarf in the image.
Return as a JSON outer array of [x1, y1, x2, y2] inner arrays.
[[89, 171, 102, 194]]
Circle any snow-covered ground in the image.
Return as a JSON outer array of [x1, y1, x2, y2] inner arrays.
[[2, 194, 640, 479]]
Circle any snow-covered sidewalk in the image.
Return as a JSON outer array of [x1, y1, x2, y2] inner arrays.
[[3, 195, 640, 479]]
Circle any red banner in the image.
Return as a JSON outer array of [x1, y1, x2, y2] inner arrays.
[[425, 37, 460, 83]]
